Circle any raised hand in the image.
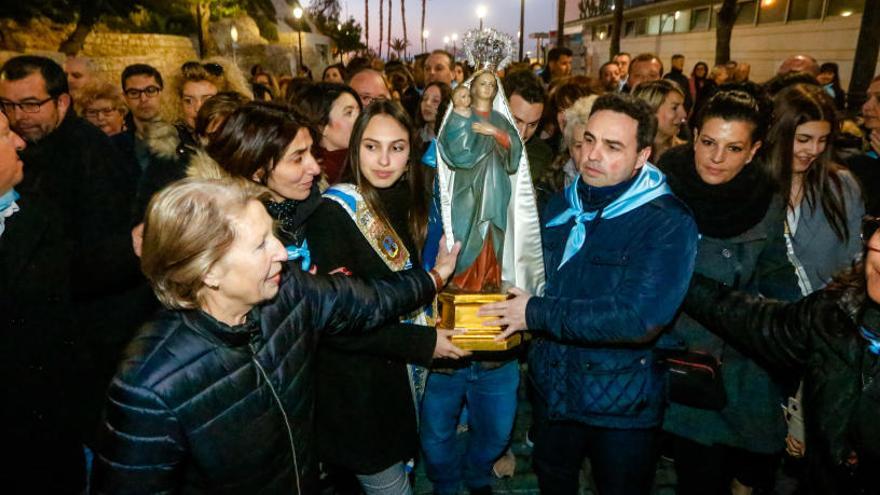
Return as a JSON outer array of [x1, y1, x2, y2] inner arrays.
[[432, 235, 461, 287]]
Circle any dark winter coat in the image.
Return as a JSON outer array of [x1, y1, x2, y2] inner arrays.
[[0, 190, 86, 494], [526, 179, 699, 429], [659, 146, 803, 454], [684, 274, 880, 494], [1, 113, 147, 492], [91, 267, 437, 494], [846, 151, 880, 216], [305, 182, 437, 474]]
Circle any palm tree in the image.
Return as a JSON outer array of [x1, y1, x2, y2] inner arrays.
[[379, 0, 384, 58], [387, 0, 393, 59], [400, 0, 409, 59], [391, 38, 409, 59], [365, 0, 370, 53], [610, 0, 624, 59], [420, 0, 426, 53]]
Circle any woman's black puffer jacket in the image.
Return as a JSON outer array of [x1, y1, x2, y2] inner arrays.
[[684, 274, 880, 494], [91, 267, 436, 494]]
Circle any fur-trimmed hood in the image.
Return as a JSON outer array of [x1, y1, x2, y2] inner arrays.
[[140, 121, 183, 160]]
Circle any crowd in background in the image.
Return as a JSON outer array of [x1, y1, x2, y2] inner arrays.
[[1, 42, 880, 495]]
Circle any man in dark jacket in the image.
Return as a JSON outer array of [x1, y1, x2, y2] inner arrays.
[[480, 93, 699, 494], [0, 55, 147, 493], [847, 74, 880, 215], [663, 54, 693, 112]]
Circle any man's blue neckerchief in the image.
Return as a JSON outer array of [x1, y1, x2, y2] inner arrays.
[[860, 326, 880, 356], [0, 189, 19, 212], [868, 151, 878, 160], [545, 163, 672, 269], [286, 240, 311, 271]]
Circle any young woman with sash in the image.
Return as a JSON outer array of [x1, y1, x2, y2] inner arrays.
[[305, 100, 468, 495]]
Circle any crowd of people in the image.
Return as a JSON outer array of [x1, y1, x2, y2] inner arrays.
[[0, 44, 879, 495]]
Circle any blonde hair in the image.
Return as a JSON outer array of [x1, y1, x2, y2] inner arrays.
[[74, 80, 127, 116], [632, 79, 684, 112], [141, 178, 270, 309], [563, 95, 599, 147]]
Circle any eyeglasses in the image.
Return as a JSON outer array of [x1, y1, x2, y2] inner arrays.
[[0, 96, 56, 114], [124, 86, 162, 100], [181, 61, 224, 77], [84, 107, 120, 119], [861, 216, 880, 244]]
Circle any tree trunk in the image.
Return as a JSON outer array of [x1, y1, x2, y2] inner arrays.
[[388, 0, 392, 58], [379, 0, 384, 57], [191, 0, 219, 57], [556, 0, 565, 47], [715, 0, 736, 66], [401, 0, 408, 59], [365, 0, 370, 53], [519, 0, 525, 61], [848, 0, 880, 113], [609, 0, 624, 59], [59, 1, 100, 55], [421, 0, 426, 53]]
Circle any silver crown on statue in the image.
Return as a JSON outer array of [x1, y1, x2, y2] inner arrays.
[[462, 28, 514, 72]]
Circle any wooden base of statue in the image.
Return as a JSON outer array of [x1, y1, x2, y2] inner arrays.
[[437, 291, 524, 351]]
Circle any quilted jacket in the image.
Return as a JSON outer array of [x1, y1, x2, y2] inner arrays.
[[90, 267, 436, 494], [684, 274, 880, 494], [526, 185, 698, 429]]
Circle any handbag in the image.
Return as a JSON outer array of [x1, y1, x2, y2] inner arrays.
[[658, 349, 727, 410]]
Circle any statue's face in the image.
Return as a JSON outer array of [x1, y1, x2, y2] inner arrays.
[[471, 72, 497, 102]]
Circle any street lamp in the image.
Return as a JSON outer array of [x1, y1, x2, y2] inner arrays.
[[443, 36, 450, 51], [451, 33, 458, 59], [476, 5, 487, 30], [293, 6, 304, 75], [230, 26, 238, 66], [422, 29, 429, 52]]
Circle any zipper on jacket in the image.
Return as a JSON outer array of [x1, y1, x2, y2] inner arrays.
[[251, 348, 302, 494]]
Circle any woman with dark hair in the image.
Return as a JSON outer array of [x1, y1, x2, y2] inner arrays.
[[323, 63, 346, 84], [688, 61, 715, 123], [305, 100, 467, 494], [658, 89, 802, 495], [766, 83, 863, 291], [541, 76, 597, 158], [188, 101, 321, 263], [633, 79, 688, 162], [415, 81, 452, 146], [817, 62, 846, 110], [761, 80, 864, 493], [680, 215, 880, 494], [293, 82, 363, 185]]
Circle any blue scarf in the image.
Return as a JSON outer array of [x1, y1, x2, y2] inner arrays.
[[860, 326, 880, 356], [546, 164, 672, 269], [0, 189, 18, 212], [286, 240, 311, 271]]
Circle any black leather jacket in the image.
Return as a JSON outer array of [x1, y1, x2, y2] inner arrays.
[[91, 267, 436, 494], [684, 274, 880, 494]]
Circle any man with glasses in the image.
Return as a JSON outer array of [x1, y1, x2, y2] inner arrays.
[[0, 55, 148, 493]]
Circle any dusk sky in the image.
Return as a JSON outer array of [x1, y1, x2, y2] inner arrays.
[[336, 0, 558, 55]]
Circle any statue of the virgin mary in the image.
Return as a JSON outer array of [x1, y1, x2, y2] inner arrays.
[[434, 29, 545, 297]]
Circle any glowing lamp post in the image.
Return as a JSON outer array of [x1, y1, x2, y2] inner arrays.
[[476, 5, 487, 30], [293, 6, 304, 75]]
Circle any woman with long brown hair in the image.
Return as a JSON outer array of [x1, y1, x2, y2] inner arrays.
[[305, 100, 467, 494]]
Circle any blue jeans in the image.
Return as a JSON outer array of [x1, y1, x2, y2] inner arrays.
[[420, 361, 519, 495]]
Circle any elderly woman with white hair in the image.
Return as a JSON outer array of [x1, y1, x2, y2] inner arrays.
[[91, 178, 459, 494]]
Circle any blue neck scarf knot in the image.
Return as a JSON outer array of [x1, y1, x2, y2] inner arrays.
[[545, 164, 672, 269]]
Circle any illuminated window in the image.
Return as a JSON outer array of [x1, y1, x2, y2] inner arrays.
[[758, 0, 787, 23], [826, 0, 864, 17], [660, 13, 676, 33], [691, 7, 711, 30], [646, 15, 661, 35], [674, 10, 692, 32]]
